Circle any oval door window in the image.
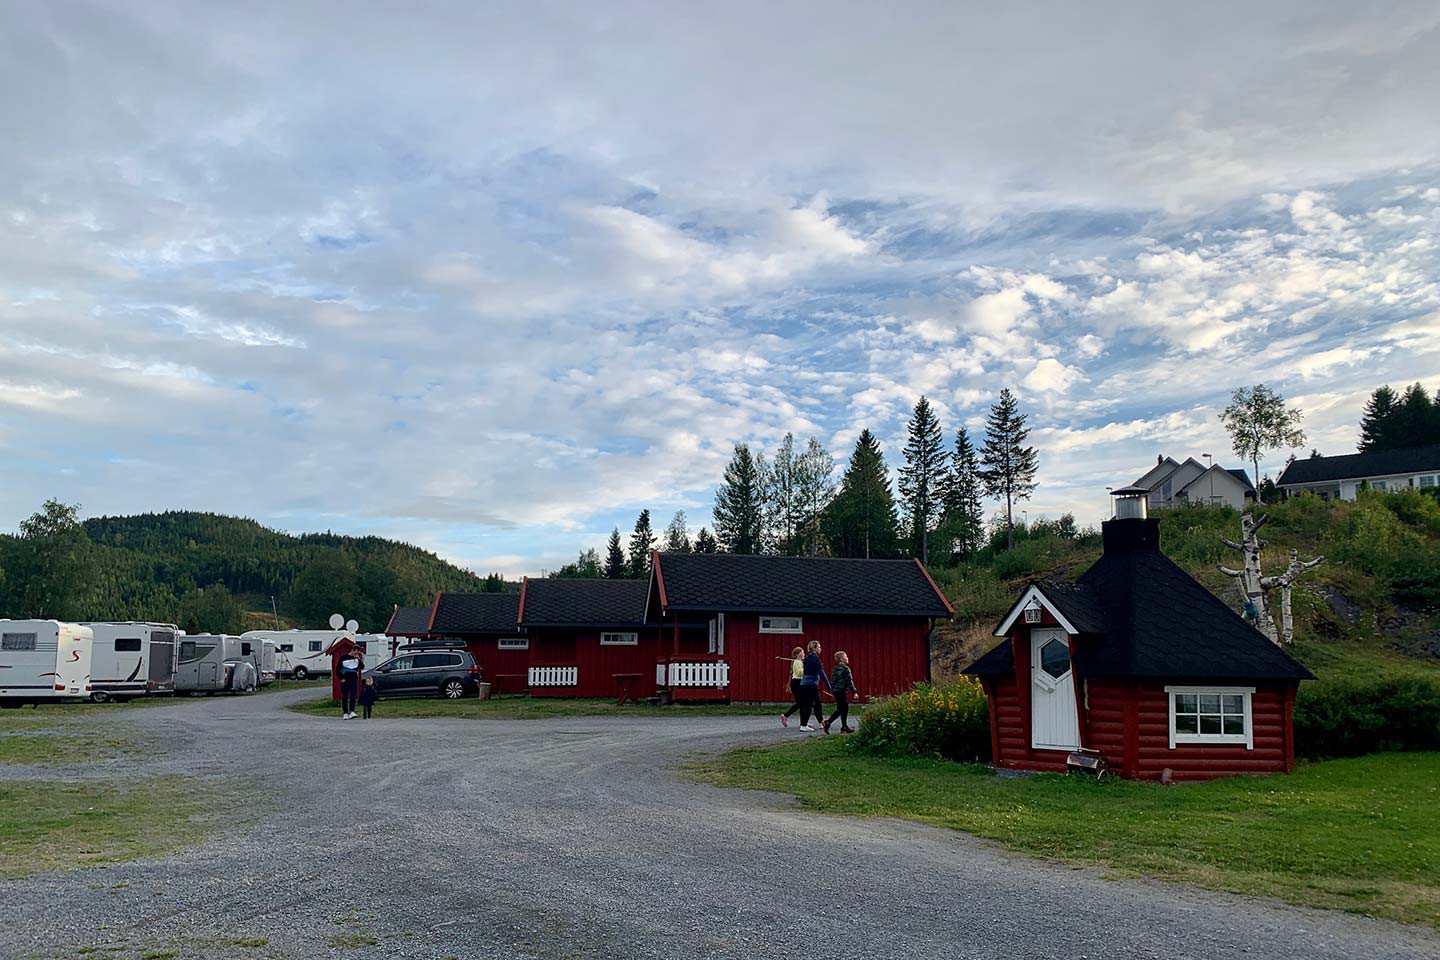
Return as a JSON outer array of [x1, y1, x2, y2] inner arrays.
[[1039, 637, 1070, 679]]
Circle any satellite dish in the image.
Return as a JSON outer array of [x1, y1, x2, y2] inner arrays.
[[345, 619, 359, 634], [329, 614, 344, 630]]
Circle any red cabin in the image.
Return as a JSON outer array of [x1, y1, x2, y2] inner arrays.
[[646, 551, 953, 702], [965, 507, 1313, 781], [517, 578, 655, 699], [419, 592, 528, 693]]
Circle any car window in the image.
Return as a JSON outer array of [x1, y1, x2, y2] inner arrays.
[[385, 657, 413, 672], [412, 653, 447, 668]]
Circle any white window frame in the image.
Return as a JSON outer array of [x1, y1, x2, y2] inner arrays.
[[1165, 685, 1254, 750], [308, 641, 323, 652], [1420, 475, 1436, 489], [1022, 600, 1042, 624], [599, 632, 638, 646], [706, 614, 727, 655], [497, 637, 529, 650], [758, 616, 803, 634]]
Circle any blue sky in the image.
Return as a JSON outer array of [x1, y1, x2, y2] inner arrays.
[[3, 2, 1440, 577]]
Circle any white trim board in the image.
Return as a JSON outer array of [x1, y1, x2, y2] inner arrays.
[[994, 584, 1079, 637]]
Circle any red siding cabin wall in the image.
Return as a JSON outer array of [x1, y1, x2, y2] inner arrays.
[[724, 614, 930, 703], [463, 638, 532, 684], [526, 627, 664, 700]]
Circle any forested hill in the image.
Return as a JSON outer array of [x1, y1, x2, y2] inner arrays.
[[0, 508, 495, 635]]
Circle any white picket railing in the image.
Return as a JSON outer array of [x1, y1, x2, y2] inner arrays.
[[528, 665, 578, 687], [666, 660, 730, 688]]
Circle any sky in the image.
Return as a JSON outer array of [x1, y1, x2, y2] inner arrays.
[[3, 2, 1440, 578]]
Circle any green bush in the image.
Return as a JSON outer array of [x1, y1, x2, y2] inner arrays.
[[852, 679, 991, 762], [1294, 674, 1440, 759]]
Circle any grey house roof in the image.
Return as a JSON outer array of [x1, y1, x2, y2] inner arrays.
[[429, 592, 521, 635], [384, 606, 433, 637], [519, 578, 650, 628], [1277, 445, 1440, 486]]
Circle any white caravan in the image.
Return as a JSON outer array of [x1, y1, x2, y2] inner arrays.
[[235, 636, 277, 685], [174, 634, 256, 694], [240, 630, 393, 680], [83, 622, 179, 701], [0, 620, 93, 706]]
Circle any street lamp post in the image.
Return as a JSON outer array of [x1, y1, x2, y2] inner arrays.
[[1203, 453, 1213, 506]]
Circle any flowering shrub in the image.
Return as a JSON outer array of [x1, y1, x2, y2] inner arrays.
[[851, 679, 991, 762]]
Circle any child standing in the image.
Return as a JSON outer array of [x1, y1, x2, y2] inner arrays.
[[358, 676, 379, 719], [823, 651, 856, 733], [779, 646, 805, 727]]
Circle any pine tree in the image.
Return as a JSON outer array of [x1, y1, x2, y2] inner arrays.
[[694, 527, 718, 553], [627, 510, 655, 578], [764, 433, 802, 555], [663, 511, 693, 553], [795, 437, 836, 556], [604, 528, 627, 579], [713, 444, 764, 554], [1398, 382, 1440, 449], [981, 388, 1039, 551], [821, 430, 900, 558], [1359, 385, 1399, 452], [897, 395, 946, 564], [938, 427, 984, 562]]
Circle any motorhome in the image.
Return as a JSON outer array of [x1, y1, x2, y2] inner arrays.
[[0, 620, 93, 706], [174, 634, 255, 694], [240, 630, 393, 680], [236, 635, 277, 685], [83, 622, 178, 701]]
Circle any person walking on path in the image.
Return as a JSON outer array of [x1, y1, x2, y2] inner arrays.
[[798, 640, 831, 733], [358, 675, 379, 719], [779, 646, 805, 727], [823, 651, 856, 734], [338, 646, 362, 719]]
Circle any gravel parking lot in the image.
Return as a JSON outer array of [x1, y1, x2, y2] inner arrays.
[[4, 688, 1436, 960]]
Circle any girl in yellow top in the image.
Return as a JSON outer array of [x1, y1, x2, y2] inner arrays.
[[779, 646, 805, 727]]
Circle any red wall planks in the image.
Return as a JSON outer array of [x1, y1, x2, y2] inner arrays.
[[722, 613, 931, 702]]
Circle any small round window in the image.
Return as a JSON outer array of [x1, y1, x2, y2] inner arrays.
[[1039, 638, 1070, 679]]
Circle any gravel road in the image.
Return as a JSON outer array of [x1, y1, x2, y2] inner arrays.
[[4, 689, 1436, 960]]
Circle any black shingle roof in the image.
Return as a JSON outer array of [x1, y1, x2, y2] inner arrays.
[[429, 592, 521, 635], [520, 578, 649, 628], [1226, 468, 1256, 491], [385, 606, 433, 637], [966, 518, 1312, 682], [653, 553, 952, 618], [1277, 445, 1440, 485]]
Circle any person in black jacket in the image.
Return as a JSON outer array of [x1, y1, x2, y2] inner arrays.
[[823, 651, 857, 733], [358, 676, 379, 719]]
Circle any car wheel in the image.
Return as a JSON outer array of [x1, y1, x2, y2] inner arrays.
[[90, 691, 112, 704], [442, 679, 466, 699], [293, 666, 309, 681]]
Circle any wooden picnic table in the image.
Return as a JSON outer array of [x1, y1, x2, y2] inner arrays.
[[612, 672, 643, 706]]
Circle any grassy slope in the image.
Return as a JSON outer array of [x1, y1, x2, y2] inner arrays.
[[696, 739, 1440, 927]]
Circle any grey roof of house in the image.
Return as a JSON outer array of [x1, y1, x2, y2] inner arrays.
[[1226, 468, 1256, 491], [384, 606, 433, 636], [520, 578, 650, 628], [966, 518, 1313, 682], [428, 592, 521, 635], [653, 552, 952, 617], [1276, 445, 1440, 485]]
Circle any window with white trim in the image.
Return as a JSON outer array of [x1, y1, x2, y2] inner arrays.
[[758, 616, 803, 634], [1165, 686, 1254, 749], [498, 637, 529, 650], [1421, 475, 1436, 489], [599, 632, 638, 646], [1022, 600, 1042, 624]]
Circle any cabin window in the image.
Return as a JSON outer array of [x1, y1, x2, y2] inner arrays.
[[1165, 686, 1254, 749], [498, 638, 529, 650], [600, 632, 638, 646], [1421, 475, 1436, 489], [179, 641, 198, 661], [1023, 605, 1042, 624], [1, 632, 37, 651], [114, 638, 142, 652], [1373, 480, 1387, 491], [759, 616, 803, 634], [308, 641, 323, 652]]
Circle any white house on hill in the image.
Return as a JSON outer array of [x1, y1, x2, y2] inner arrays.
[[1130, 455, 1256, 511], [1276, 445, 1440, 501]]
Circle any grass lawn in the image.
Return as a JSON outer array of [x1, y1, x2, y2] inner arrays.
[[693, 739, 1440, 927], [0, 777, 219, 879], [0, 730, 132, 765], [287, 694, 795, 720]]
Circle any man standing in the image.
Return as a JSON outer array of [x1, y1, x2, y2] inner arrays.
[[338, 644, 362, 719]]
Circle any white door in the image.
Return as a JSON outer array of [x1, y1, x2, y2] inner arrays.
[[1030, 628, 1080, 750]]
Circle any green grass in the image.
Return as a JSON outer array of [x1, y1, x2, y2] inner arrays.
[[287, 694, 791, 720], [694, 739, 1440, 927], [0, 731, 132, 766], [0, 777, 220, 879]]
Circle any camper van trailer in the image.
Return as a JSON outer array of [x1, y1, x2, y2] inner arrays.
[[235, 636, 276, 685], [174, 634, 256, 694], [241, 630, 392, 680], [83, 622, 178, 701], [0, 620, 93, 706]]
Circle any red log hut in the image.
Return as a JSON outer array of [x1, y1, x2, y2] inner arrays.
[[420, 592, 527, 692], [516, 578, 654, 699], [964, 499, 1313, 781], [646, 551, 953, 702]]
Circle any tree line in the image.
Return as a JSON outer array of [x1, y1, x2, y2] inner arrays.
[[0, 503, 489, 634], [550, 388, 1042, 574], [1359, 382, 1440, 453]]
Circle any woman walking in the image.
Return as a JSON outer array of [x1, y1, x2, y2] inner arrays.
[[823, 651, 856, 734], [798, 640, 831, 733], [778, 646, 805, 727]]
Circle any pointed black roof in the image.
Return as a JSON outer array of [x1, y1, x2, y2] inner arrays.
[[384, 606, 434, 637], [426, 591, 522, 635], [520, 578, 649, 628], [652, 552, 952, 618], [966, 518, 1312, 682]]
